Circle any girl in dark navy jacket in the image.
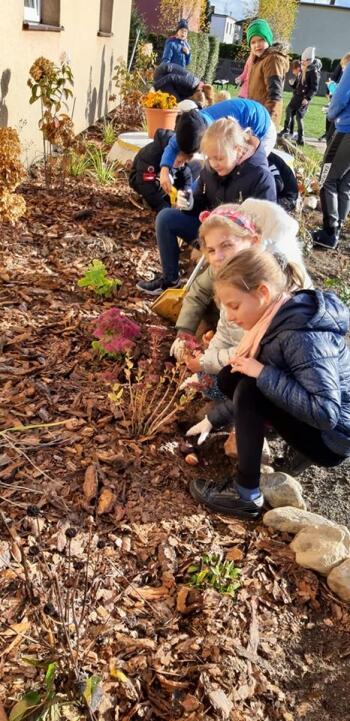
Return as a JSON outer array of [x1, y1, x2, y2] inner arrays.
[[188, 247, 350, 520], [137, 118, 276, 295]]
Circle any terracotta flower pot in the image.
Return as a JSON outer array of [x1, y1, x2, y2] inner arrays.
[[144, 107, 179, 139]]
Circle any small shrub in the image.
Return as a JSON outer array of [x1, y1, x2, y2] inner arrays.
[[108, 325, 195, 438], [91, 308, 140, 358], [187, 552, 241, 597], [0, 127, 26, 224], [77, 260, 121, 297]]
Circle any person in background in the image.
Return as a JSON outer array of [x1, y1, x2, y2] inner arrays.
[[313, 52, 350, 249], [235, 53, 253, 99], [246, 18, 289, 127], [187, 247, 350, 519], [153, 63, 214, 104], [161, 19, 191, 68], [279, 60, 302, 138], [320, 55, 350, 143], [136, 118, 276, 296]]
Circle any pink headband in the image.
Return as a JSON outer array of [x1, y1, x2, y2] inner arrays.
[[199, 207, 257, 235]]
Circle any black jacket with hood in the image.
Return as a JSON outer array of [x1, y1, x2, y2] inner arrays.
[[289, 59, 322, 112], [153, 63, 200, 101], [191, 142, 276, 215]]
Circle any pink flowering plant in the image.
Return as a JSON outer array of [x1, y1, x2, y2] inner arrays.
[[108, 325, 196, 439], [91, 308, 140, 360]]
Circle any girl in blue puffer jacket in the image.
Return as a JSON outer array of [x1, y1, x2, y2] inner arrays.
[[188, 247, 350, 520]]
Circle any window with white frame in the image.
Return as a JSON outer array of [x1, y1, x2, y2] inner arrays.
[[24, 0, 41, 22]]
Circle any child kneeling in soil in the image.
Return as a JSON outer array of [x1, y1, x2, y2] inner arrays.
[[136, 118, 276, 295], [170, 199, 312, 363], [129, 128, 200, 213], [186, 247, 350, 520]]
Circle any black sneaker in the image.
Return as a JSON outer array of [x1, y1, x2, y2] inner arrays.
[[136, 276, 181, 296], [189, 477, 264, 520], [312, 228, 339, 250], [296, 138, 305, 146]]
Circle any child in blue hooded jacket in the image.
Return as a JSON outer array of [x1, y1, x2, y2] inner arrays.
[[313, 53, 350, 250], [161, 19, 191, 68]]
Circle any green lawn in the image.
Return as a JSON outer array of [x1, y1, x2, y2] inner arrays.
[[226, 85, 327, 141]]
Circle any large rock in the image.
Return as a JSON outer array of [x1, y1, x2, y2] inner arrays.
[[290, 525, 350, 575], [327, 559, 350, 602], [263, 506, 340, 534], [260, 472, 306, 510]]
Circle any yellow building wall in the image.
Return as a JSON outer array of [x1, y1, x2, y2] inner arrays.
[[1, 0, 132, 164]]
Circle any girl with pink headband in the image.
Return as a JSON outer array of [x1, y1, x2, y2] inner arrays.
[[171, 199, 311, 367]]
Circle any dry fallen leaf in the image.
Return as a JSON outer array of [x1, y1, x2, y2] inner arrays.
[[83, 464, 98, 503], [226, 547, 244, 562], [97, 488, 116, 515]]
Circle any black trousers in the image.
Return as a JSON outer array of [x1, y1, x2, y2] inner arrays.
[[319, 131, 350, 233], [283, 102, 306, 141], [217, 368, 344, 490]]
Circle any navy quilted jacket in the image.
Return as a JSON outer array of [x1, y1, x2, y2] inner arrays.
[[256, 290, 350, 457]]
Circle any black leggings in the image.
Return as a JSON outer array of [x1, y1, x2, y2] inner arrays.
[[217, 368, 344, 490]]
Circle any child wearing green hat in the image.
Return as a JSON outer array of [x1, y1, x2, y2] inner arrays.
[[246, 18, 289, 127]]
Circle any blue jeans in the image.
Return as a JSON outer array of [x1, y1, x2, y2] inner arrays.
[[155, 208, 201, 281]]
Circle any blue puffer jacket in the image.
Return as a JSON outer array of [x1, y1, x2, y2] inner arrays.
[[256, 290, 350, 457], [161, 37, 191, 67], [328, 62, 350, 133]]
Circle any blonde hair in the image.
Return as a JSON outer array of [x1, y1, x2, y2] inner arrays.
[[191, 84, 214, 107], [200, 117, 252, 157], [199, 204, 258, 251], [341, 52, 350, 69], [215, 246, 304, 295], [215, 89, 231, 102]]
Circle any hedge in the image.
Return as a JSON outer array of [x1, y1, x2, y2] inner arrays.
[[219, 43, 249, 62], [195, 33, 210, 79], [204, 36, 220, 83]]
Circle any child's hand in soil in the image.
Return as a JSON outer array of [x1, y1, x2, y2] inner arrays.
[[231, 356, 264, 378], [185, 351, 203, 373]]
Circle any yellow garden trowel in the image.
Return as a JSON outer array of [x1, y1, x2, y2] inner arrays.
[[151, 255, 206, 324]]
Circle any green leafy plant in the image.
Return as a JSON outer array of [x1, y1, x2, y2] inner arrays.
[[77, 259, 121, 297], [87, 146, 117, 185], [187, 552, 241, 597], [101, 120, 117, 146], [9, 660, 100, 721], [324, 277, 350, 306]]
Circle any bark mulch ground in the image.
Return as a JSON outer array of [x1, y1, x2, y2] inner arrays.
[[1, 166, 350, 721]]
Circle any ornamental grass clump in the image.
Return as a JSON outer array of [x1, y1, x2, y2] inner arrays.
[[0, 128, 26, 224]]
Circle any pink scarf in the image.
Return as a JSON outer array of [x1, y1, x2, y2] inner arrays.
[[233, 294, 291, 360]]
